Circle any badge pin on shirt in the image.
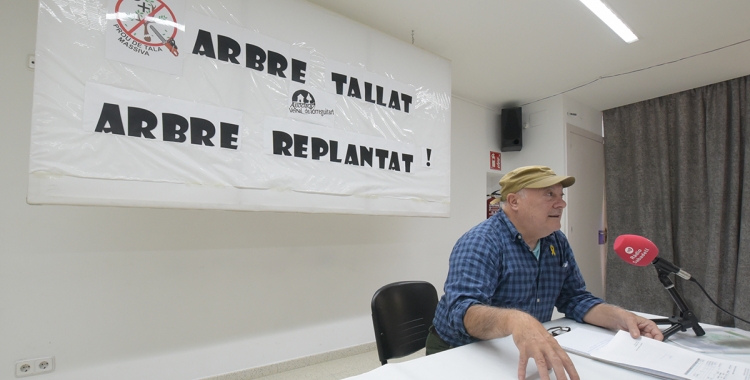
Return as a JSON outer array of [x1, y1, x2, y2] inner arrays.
[[550, 245, 556, 256]]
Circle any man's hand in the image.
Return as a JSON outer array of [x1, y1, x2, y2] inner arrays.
[[510, 312, 579, 380], [614, 311, 664, 341], [584, 304, 664, 341], [464, 306, 579, 380]]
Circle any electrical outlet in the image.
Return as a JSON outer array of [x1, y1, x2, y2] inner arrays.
[[15, 357, 55, 377], [34, 357, 54, 374], [15, 361, 33, 377]]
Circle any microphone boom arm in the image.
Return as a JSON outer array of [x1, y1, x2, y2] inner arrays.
[[650, 266, 705, 340]]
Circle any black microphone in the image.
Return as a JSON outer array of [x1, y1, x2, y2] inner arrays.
[[613, 234, 692, 280], [652, 257, 692, 280]]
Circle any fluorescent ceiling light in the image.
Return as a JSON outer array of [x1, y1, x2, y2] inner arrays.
[[579, 0, 639, 43]]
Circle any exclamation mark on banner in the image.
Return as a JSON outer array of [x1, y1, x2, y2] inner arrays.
[[423, 148, 432, 168]]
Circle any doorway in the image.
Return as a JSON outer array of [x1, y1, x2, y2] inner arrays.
[[565, 123, 605, 299]]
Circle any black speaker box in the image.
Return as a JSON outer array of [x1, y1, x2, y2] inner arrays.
[[500, 107, 523, 152]]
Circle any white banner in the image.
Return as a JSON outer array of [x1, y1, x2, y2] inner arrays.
[[29, 0, 451, 216]]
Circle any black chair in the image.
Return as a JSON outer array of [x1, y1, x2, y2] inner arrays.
[[371, 281, 439, 365]]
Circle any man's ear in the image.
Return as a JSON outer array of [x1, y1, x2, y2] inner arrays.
[[505, 193, 520, 210]]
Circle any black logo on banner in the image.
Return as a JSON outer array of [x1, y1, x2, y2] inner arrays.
[[289, 90, 334, 117], [292, 90, 315, 108]]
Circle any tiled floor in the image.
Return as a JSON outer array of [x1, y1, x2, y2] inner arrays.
[[253, 348, 425, 380]]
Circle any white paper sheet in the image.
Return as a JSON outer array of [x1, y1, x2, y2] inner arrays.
[[559, 329, 750, 380]]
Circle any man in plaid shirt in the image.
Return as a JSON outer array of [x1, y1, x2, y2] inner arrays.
[[428, 166, 663, 380]]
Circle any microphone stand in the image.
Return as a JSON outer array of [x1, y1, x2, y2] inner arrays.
[[650, 267, 705, 340]]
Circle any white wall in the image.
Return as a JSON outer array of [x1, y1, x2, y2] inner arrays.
[[564, 96, 604, 137], [1, 2, 495, 378], [501, 96, 566, 176]]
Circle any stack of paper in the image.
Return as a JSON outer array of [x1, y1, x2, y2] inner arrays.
[[556, 327, 750, 380]]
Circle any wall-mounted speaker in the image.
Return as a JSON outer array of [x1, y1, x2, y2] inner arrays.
[[500, 107, 522, 152]]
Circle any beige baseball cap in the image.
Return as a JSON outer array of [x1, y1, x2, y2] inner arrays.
[[496, 165, 575, 202]]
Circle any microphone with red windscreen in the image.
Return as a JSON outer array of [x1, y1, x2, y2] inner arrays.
[[613, 234, 692, 280]]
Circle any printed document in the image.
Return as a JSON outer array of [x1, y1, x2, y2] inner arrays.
[[557, 328, 750, 380]]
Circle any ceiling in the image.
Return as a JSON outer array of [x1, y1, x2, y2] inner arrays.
[[307, 0, 750, 111]]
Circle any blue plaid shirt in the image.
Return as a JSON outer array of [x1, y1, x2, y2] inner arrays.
[[433, 210, 603, 347]]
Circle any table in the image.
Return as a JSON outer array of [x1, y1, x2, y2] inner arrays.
[[345, 317, 750, 380]]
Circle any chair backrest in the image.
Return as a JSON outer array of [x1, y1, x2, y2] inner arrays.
[[371, 281, 439, 365]]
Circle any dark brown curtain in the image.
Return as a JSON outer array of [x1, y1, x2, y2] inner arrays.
[[603, 75, 750, 331]]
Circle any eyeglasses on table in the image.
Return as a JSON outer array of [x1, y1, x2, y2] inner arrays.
[[546, 326, 571, 337]]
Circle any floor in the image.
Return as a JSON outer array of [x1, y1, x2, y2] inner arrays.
[[253, 348, 425, 380]]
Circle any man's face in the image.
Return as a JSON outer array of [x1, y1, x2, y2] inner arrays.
[[515, 183, 567, 238]]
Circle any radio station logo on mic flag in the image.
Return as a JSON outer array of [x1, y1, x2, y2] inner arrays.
[[613, 234, 659, 266]]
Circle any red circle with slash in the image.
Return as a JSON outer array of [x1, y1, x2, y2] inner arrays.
[[114, 0, 178, 47]]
